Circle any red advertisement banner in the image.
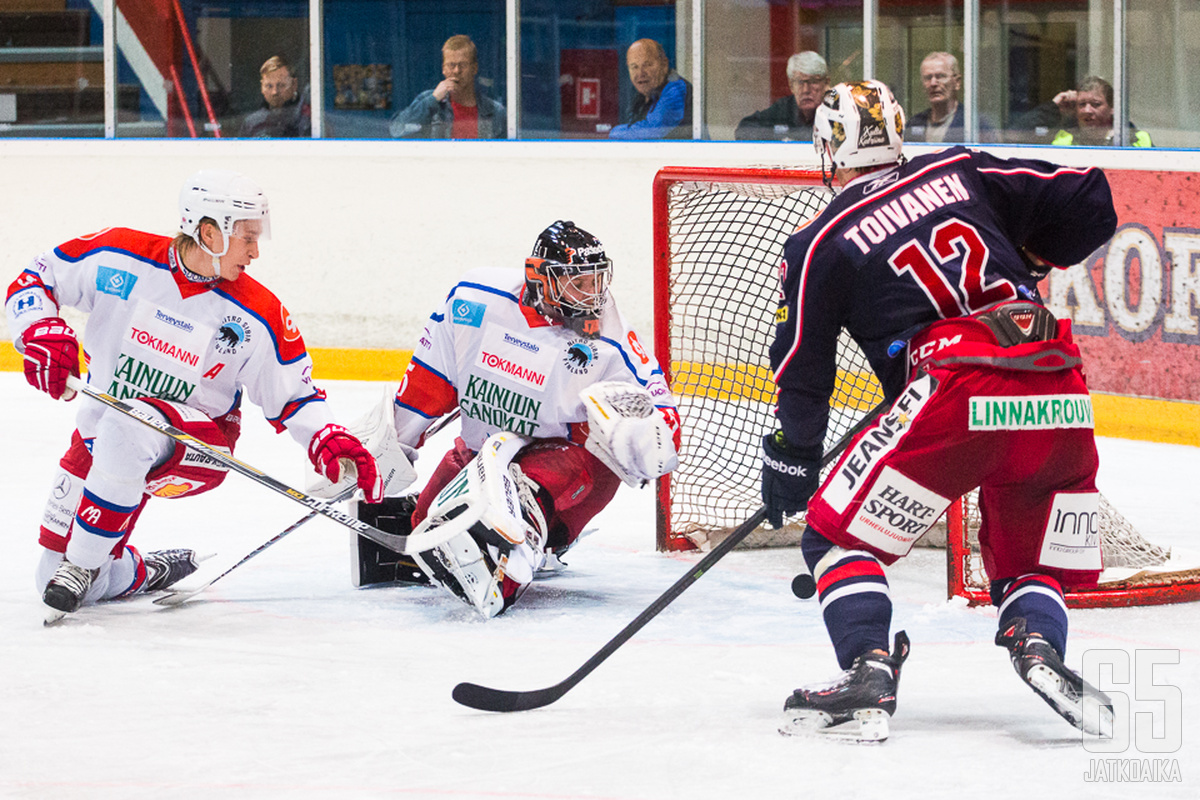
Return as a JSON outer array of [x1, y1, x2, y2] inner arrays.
[[1042, 169, 1200, 402]]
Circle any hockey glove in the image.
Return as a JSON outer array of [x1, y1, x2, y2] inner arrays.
[[20, 317, 80, 401], [761, 431, 821, 529], [309, 424, 383, 504]]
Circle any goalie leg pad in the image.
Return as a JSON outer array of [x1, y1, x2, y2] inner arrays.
[[412, 530, 507, 618]]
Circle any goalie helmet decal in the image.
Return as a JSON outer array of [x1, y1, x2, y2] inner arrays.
[[814, 80, 905, 175], [525, 220, 613, 339]]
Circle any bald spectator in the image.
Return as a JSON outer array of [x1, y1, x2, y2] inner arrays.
[[609, 39, 692, 140], [390, 35, 505, 139], [240, 55, 311, 138], [735, 52, 829, 141], [905, 52, 993, 143]]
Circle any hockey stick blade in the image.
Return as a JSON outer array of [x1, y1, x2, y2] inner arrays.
[[452, 399, 891, 713], [67, 376, 409, 553]]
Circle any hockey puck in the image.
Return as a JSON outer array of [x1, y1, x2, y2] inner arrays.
[[791, 573, 817, 599]]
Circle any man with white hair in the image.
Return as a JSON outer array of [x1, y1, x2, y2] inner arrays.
[[735, 51, 829, 141]]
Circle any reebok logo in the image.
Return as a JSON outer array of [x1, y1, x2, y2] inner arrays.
[[763, 454, 808, 477]]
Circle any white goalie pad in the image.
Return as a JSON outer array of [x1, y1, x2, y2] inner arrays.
[[408, 431, 545, 618], [581, 381, 679, 486], [405, 431, 534, 554], [306, 390, 418, 500]]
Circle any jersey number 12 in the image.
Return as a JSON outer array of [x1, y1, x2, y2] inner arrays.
[[888, 218, 1016, 318]]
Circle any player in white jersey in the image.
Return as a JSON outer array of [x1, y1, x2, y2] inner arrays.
[[5, 169, 382, 619], [327, 221, 681, 617]]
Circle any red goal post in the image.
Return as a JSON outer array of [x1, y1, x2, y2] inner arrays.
[[651, 165, 1200, 609]]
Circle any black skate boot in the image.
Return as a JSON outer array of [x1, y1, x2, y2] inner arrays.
[[781, 631, 910, 743], [996, 617, 1113, 736], [143, 549, 200, 593], [43, 558, 99, 622]]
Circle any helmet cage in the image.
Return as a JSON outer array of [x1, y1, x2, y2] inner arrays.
[[524, 256, 613, 323]]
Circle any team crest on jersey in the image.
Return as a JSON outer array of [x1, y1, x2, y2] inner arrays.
[[563, 339, 597, 375], [214, 315, 251, 355], [96, 266, 138, 300]]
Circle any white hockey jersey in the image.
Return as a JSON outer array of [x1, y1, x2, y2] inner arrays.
[[5, 227, 335, 447], [394, 267, 678, 452]]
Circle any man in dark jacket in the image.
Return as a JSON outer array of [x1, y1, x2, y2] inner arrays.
[[240, 55, 311, 138], [735, 51, 828, 141]]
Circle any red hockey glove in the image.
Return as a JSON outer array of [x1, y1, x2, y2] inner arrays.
[[20, 317, 80, 401], [308, 424, 383, 503]]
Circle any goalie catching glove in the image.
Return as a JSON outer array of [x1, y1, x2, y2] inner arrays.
[[308, 424, 384, 504], [581, 381, 679, 486], [20, 317, 80, 401], [306, 390, 418, 501], [761, 431, 821, 528]]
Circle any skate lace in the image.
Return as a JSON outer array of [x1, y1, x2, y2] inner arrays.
[[50, 561, 96, 597]]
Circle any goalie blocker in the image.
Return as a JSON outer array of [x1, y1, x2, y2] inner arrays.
[[351, 496, 429, 587]]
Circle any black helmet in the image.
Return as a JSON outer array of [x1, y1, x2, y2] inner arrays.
[[524, 220, 612, 338]]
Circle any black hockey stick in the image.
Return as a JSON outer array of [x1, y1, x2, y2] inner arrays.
[[68, 376, 413, 553], [154, 486, 358, 606], [451, 398, 890, 713], [155, 409, 461, 606]]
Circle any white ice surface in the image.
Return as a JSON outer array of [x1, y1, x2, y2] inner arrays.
[[1, 374, 1197, 799]]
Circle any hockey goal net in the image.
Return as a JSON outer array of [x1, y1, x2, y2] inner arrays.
[[651, 165, 1200, 608]]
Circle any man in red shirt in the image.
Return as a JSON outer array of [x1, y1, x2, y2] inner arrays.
[[389, 35, 506, 139]]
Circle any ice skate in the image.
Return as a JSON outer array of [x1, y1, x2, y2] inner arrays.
[[996, 618, 1114, 737], [143, 549, 201, 593], [42, 558, 99, 624], [780, 631, 910, 743]]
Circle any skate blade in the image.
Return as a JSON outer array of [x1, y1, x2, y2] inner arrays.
[[152, 590, 196, 607], [1027, 664, 1114, 737], [779, 708, 890, 743], [43, 607, 68, 627]]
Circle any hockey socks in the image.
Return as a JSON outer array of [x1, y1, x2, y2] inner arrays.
[[803, 527, 892, 669], [992, 574, 1069, 658]]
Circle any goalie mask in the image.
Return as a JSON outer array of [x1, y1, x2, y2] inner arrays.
[[178, 169, 272, 258], [813, 80, 905, 187], [524, 220, 612, 338]]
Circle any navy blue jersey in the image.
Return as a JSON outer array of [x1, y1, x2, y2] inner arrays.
[[770, 146, 1117, 452]]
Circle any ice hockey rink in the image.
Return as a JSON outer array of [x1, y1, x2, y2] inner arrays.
[[1, 373, 1196, 799]]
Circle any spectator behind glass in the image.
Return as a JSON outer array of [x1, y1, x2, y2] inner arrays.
[[1044, 77, 1153, 148], [609, 39, 692, 140], [905, 52, 993, 143], [240, 55, 311, 138], [735, 51, 829, 141], [389, 35, 506, 139]]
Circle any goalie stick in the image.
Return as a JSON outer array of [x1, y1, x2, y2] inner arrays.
[[67, 376, 415, 553], [155, 409, 462, 606], [451, 398, 890, 713]]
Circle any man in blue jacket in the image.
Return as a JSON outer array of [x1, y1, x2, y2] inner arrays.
[[609, 39, 692, 140]]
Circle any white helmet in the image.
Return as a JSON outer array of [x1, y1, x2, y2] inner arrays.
[[813, 80, 905, 176], [178, 169, 271, 257]]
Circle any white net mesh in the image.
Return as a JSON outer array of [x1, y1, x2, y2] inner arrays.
[[657, 168, 1194, 602]]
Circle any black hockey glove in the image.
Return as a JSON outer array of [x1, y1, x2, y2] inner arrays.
[[761, 431, 821, 529]]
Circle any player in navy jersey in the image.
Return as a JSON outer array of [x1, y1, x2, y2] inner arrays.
[[761, 80, 1119, 741]]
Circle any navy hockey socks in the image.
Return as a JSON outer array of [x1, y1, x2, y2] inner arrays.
[[992, 574, 1069, 657], [802, 526, 892, 669]]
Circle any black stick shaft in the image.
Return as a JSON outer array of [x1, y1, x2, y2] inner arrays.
[[452, 399, 890, 713]]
